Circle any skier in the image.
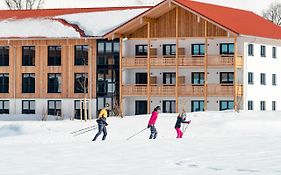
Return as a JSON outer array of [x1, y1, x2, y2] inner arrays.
[[175, 109, 191, 138], [92, 103, 110, 141], [147, 106, 161, 139]]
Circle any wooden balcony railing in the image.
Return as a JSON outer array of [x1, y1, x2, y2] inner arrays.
[[122, 84, 243, 97], [122, 55, 243, 68], [178, 85, 204, 96]]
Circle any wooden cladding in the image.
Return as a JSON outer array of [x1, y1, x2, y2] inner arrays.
[[122, 84, 243, 97], [0, 39, 96, 99], [129, 7, 228, 38]]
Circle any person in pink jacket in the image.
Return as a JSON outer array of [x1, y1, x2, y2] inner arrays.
[[147, 106, 161, 139]]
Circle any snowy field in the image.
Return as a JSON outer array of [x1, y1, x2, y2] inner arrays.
[[0, 111, 281, 175]]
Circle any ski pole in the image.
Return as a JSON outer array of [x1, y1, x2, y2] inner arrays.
[[73, 126, 97, 136], [126, 128, 147, 141], [182, 123, 190, 136], [70, 125, 96, 134]]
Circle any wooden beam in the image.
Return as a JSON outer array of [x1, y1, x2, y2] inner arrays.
[[204, 20, 208, 111], [147, 22, 151, 114], [234, 37, 238, 111], [119, 36, 123, 116], [176, 6, 179, 113], [142, 17, 157, 23]]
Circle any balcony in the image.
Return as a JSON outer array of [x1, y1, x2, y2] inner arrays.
[[122, 84, 243, 97], [122, 55, 243, 68]]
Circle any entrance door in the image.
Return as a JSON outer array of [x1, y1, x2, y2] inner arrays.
[[135, 100, 147, 115]]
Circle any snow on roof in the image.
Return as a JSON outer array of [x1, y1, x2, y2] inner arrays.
[[55, 8, 148, 37], [0, 18, 80, 38]]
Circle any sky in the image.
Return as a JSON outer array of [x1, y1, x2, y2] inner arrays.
[[0, 0, 277, 15]]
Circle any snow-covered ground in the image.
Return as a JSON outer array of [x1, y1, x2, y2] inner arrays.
[[1, 111, 281, 175]]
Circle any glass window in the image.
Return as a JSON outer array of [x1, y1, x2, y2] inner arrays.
[[0, 46, 9, 66], [272, 101, 276, 111], [220, 72, 234, 84], [48, 73, 62, 93], [105, 42, 112, 53], [136, 45, 148, 56], [135, 100, 147, 115], [219, 101, 234, 111], [0, 100, 9, 114], [48, 46, 61, 66], [98, 42, 105, 54], [220, 43, 234, 55], [248, 101, 253, 110], [163, 44, 176, 56], [260, 101, 266, 111], [272, 74, 277, 86], [0, 73, 9, 93], [191, 101, 204, 112], [261, 45, 266, 57], [163, 100, 176, 113], [22, 73, 35, 93], [272, 47, 277, 58], [163, 72, 176, 85], [75, 45, 88, 65], [248, 72, 254, 84], [192, 72, 204, 85], [248, 44, 254, 56], [136, 73, 147, 85], [22, 100, 35, 114], [22, 46, 35, 66], [74, 73, 88, 93], [48, 100, 61, 116], [192, 44, 205, 56], [260, 73, 266, 85]]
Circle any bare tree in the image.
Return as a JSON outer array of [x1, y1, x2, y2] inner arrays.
[[5, 0, 44, 10], [262, 2, 281, 26], [75, 73, 89, 121]]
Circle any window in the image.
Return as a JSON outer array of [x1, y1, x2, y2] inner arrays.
[[22, 100, 35, 114], [260, 73, 266, 85], [75, 45, 88, 65], [48, 46, 61, 66], [220, 72, 234, 84], [248, 101, 253, 110], [272, 74, 277, 86], [22, 46, 35, 66], [248, 44, 254, 56], [219, 101, 234, 111], [272, 47, 276, 58], [136, 73, 147, 85], [48, 100, 61, 116], [135, 101, 147, 115], [272, 101, 276, 111], [260, 101, 266, 111], [0, 73, 9, 93], [220, 43, 234, 55], [136, 45, 148, 56], [163, 72, 176, 85], [48, 73, 62, 93], [113, 42, 119, 53], [261, 45, 266, 57], [163, 44, 176, 56], [0, 100, 9, 114], [163, 100, 176, 113], [0, 46, 9, 66], [191, 100, 204, 112], [192, 44, 205, 56], [74, 73, 88, 93], [192, 72, 204, 85], [248, 72, 254, 85], [74, 100, 89, 119], [22, 73, 35, 93]]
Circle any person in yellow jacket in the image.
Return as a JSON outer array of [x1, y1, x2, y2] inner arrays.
[[92, 103, 110, 141]]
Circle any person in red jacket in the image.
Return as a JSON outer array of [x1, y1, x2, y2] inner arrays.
[[147, 106, 161, 139]]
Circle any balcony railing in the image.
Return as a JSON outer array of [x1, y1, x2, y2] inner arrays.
[[122, 55, 243, 68], [122, 84, 243, 97]]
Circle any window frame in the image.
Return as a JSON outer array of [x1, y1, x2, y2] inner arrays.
[[272, 101, 276, 111], [47, 100, 62, 116], [261, 45, 266, 57], [272, 47, 277, 59], [22, 100, 36, 114], [0, 46, 9, 66], [22, 46, 35, 66], [260, 73, 266, 85], [260, 101, 266, 111], [191, 100, 204, 112], [220, 43, 234, 55], [192, 72, 205, 85], [162, 100, 176, 113], [163, 72, 176, 85], [0, 73, 9, 93], [74, 45, 89, 66], [135, 73, 148, 85], [248, 100, 254, 110], [48, 73, 62, 93], [248, 72, 254, 85], [220, 72, 234, 84], [48, 46, 61, 66], [0, 100, 9, 114], [219, 101, 234, 111], [135, 45, 148, 56], [163, 44, 176, 56], [22, 73, 35, 93], [191, 44, 205, 56], [272, 74, 277, 86], [74, 73, 88, 93], [248, 44, 254, 56]]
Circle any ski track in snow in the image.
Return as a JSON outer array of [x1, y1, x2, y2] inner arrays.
[[0, 111, 281, 175]]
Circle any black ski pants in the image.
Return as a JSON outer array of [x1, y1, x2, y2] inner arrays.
[[92, 123, 107, 141]]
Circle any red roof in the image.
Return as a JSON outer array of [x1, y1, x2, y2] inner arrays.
[[175, 0, 281, 40], [0, 6, 152, 20]]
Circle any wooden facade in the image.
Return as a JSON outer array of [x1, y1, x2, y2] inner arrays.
[[0, 39, 96, 99]]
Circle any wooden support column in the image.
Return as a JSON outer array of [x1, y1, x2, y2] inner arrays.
[[147, 22, 151, 114], [204, 21, 208, 111], [119, 36, 123, 116], [175, 7, 179, 113], [234, 37, 238, 111]]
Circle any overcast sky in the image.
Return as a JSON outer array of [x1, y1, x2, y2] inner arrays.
[[0, 0, 277, 15]]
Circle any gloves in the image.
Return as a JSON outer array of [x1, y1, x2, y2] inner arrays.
[[187, 121, 191, 124], [147, 125, 151, 128]]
